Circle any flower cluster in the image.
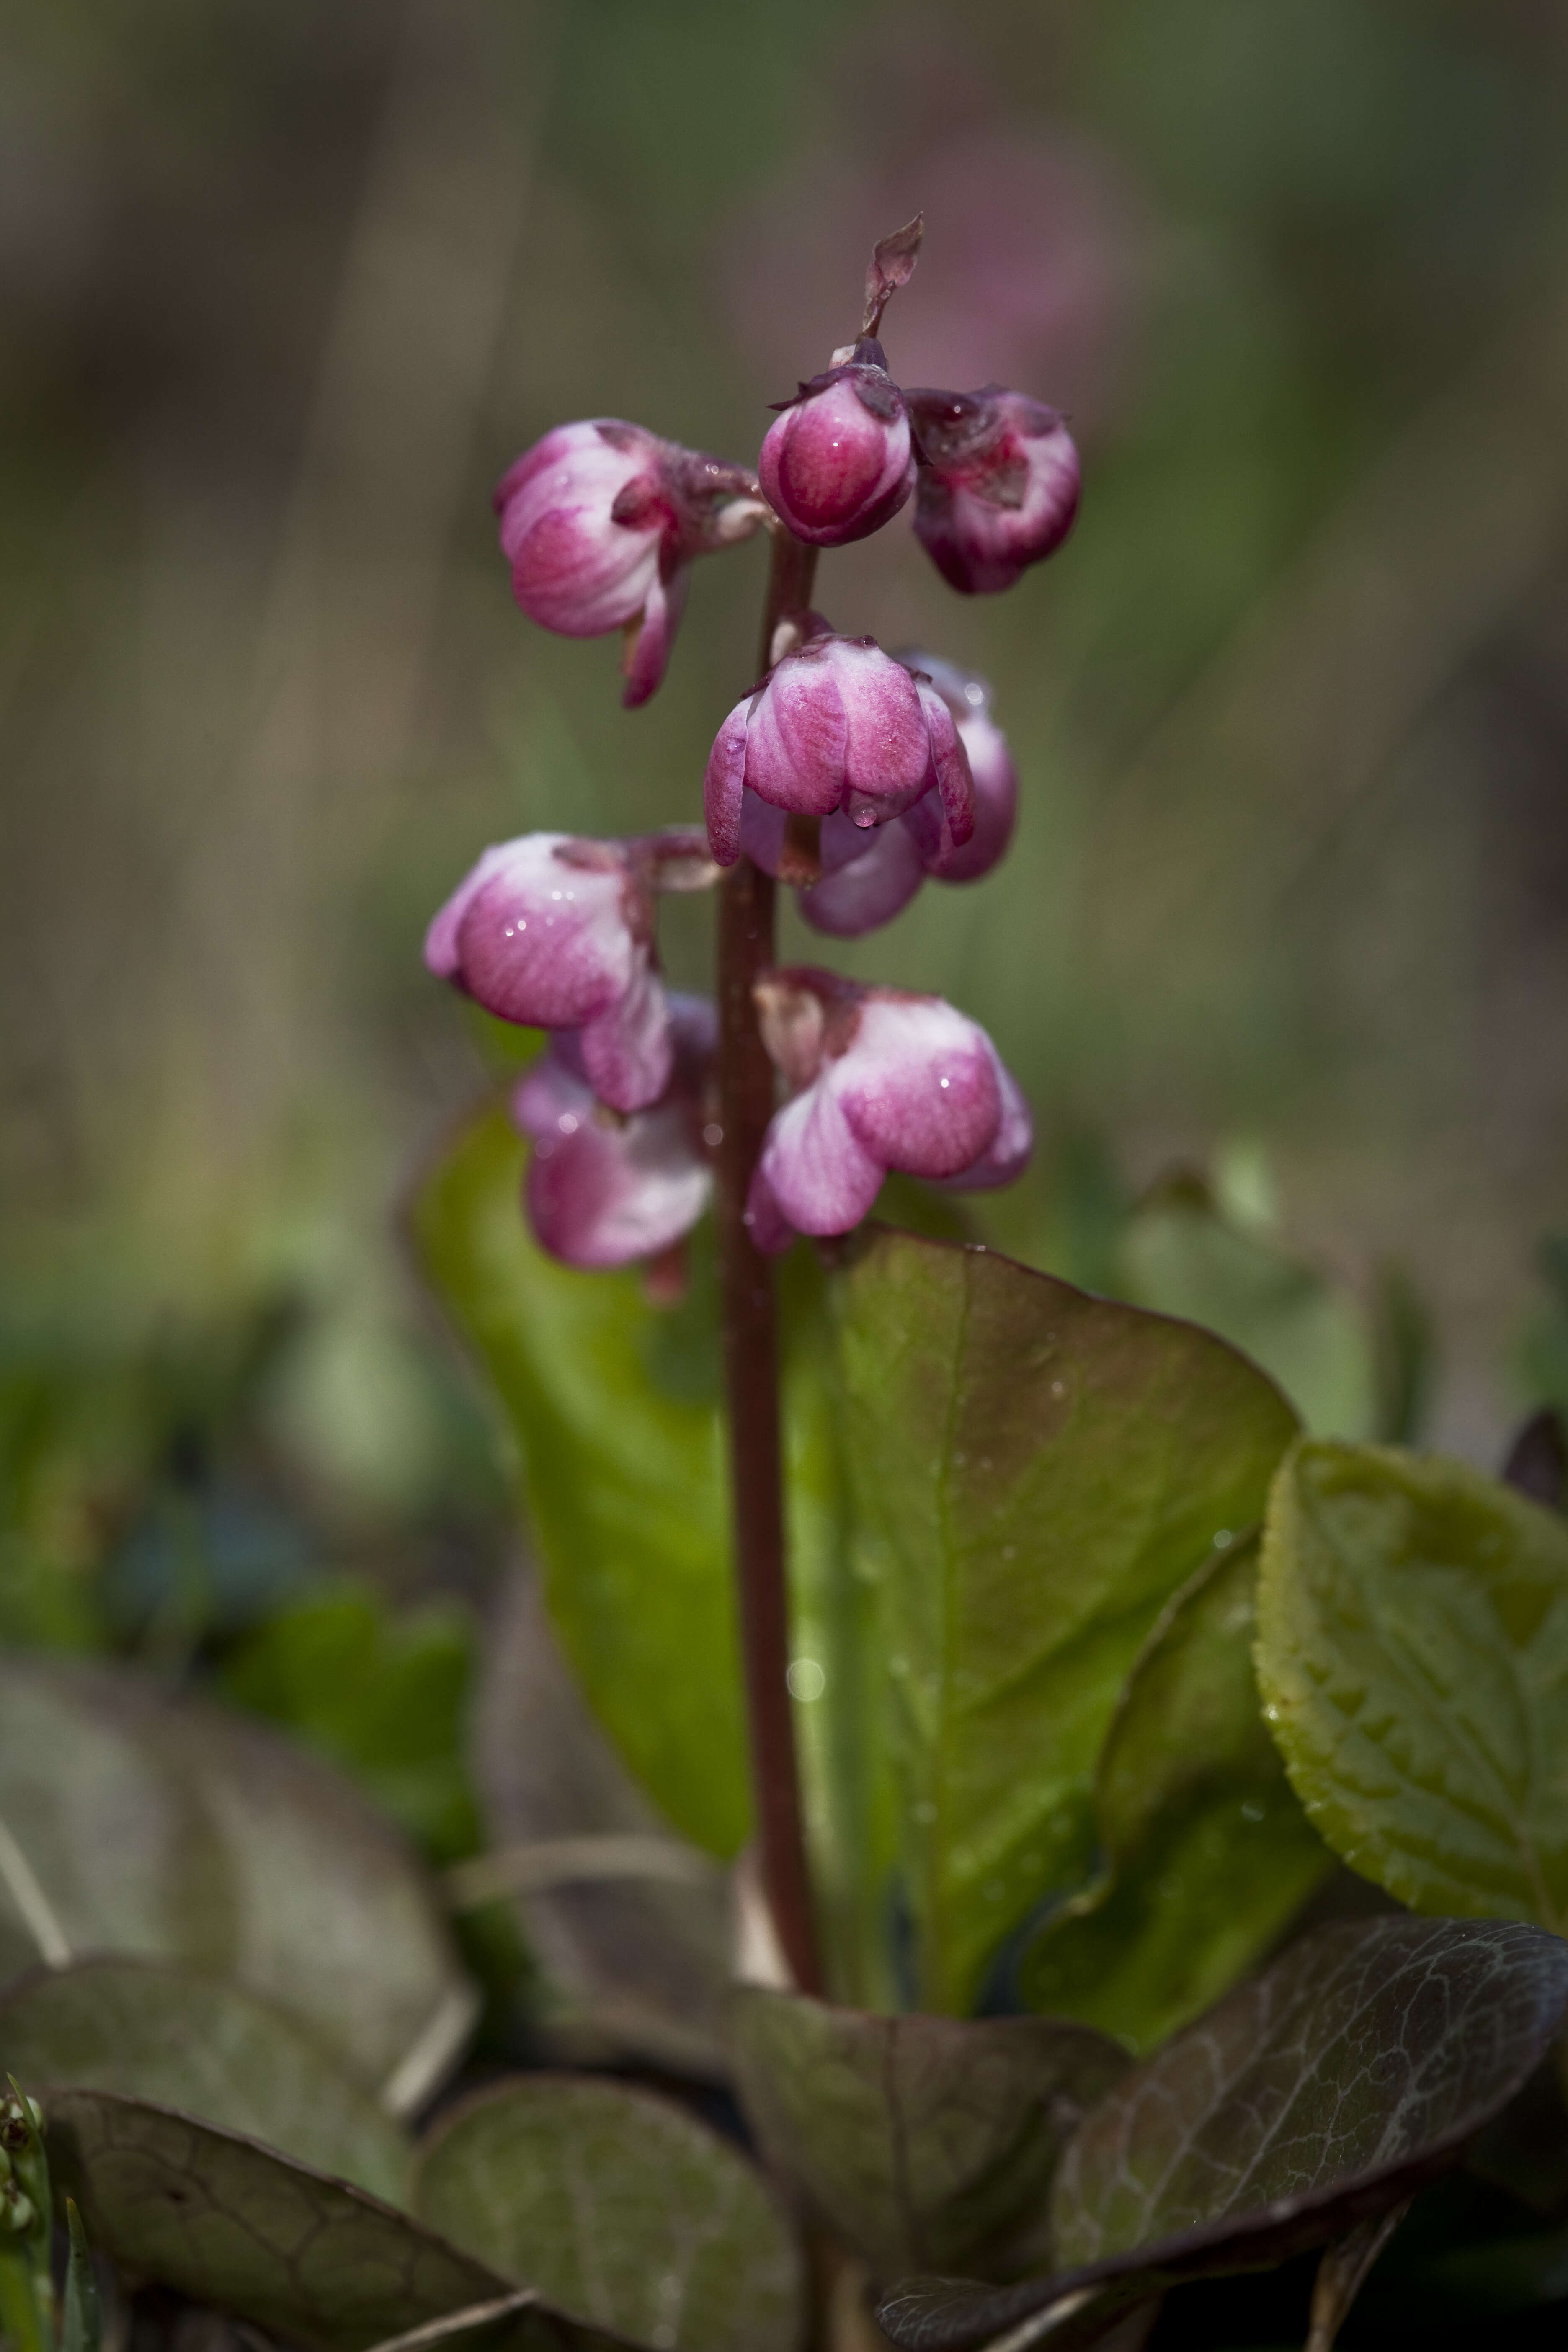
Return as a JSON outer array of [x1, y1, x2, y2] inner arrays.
[[431, 219, 1075, 1273]]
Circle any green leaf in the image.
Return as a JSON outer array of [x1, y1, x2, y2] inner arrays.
[[1019, 1536, 1333, 2051], [727, 1986, 1126, 2282], [1117, 1173, 1377, 1439], [0, 1656, 474, 2107], [0, 1959, 410, 2203], [410, 1106, 743, 1859], [413, 2075, 805, 2352], [875, 1919, 1568, 2351], [829, 1228, 1299, 2013], [221, 1581, 481, 1864], [1256, 1440, 1568, 1929], [47, 2091, 625, 2352], [410, 1102, 885, 2006]]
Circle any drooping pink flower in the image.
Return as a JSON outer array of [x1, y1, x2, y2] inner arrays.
[[512, 999, 716, 1271], [424, 829, 712, 1114], [744, 970, 1032, 1251], [736, 654, 1017, 938], [495, 422, 766, 707], [758, 338, 915, 548], [907, 388, 1080, 594], [704, 632, 974, 867]]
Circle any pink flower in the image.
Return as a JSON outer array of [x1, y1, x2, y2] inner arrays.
[[907, 388, 1080, 594], [424, 829, 712, 1114], [512, 1000, 716, 1271], [495, 422, 765, 707], [737, 654, 1017, 937], [758, 338, 915, 547], [744, 971, 1032, 1251], [704, 632, 974, 867]]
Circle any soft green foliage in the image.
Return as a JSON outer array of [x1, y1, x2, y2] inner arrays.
[[1257, 1440, 1568, 1929], [415, 2076, 804, 2352], [830, 1228, 1300, 2013], [877, 1920, 1568, 2352], [1021, 1536, 1332, 2050], [62, 2201, 99, 2352], [728, 1988, 1126, 2282], [0, 1959, 410, 2203], [411, 1105, 745, 1859], [222, 1582, 481, 1863], [1117, 1172, 1378, 1439], [0, 1657, 472, 2099]]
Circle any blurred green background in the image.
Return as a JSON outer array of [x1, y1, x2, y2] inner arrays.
[[3, 0, 1568, 1697]]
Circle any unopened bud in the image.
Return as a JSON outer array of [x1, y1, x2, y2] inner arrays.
[[759, 341, 915, 548], [425, 830, 710, 1114], [495, 422, 763, 706], [704, 632, 973, 867], [908, 387, 1080, 594], [745, 972, 1032, 1249], [511, 998, 716, 1269]]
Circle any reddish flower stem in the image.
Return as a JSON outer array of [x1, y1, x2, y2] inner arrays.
[[714, 524, 822, 1994]]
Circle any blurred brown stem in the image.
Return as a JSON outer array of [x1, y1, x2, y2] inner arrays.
[[714, 524, 821, 1995]]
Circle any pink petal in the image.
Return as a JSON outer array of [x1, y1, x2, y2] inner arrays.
[[918, 682, 976, 850], [834, 997, 1001, 1180], [798, 821, 923, 937], [743, 655, 848, 815], [577, 951, 673, 1114], [445, 836, 636, 1028], [514, 1057, 709, 1270], [835, 643, 934, 820], [704, 701, 751, 866], [757, 1078, 885, 1236], [934, 1054, 1033, 1190], [621, 565, 689, 709], [743, 1164, 797, 1256]]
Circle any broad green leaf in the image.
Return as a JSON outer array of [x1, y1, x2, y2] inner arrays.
[[1256, 1440, 1568, 1929], [0, 1656, 474, 2107], [727, 1986, 1126, 2282], [413, 2075, 805, 2352], [876, 1919, 1568, 2351], [1020, 1537, 1333, 2051], [411, 1102, 890, 2003], [830, 1228, 1299, 2013], [0, 1959, 409, 2203], [46, 2092, 628, 2352], [1117, 1173, 1377, 1439], [410, 1106, 743, 1859]]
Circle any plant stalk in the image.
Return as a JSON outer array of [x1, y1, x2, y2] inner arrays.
[[714, 524, 822, 1995]]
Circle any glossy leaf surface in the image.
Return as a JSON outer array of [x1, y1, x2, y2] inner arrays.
[[411, 1107, 743, 1858], [0, 1657, 472, 2104], [830, 1228, 1299, 2012], [0, 1958, 409, 2203], [728, 1985, 1126, 2281], [47, 2092, 626, 2352], [1021, 1537, 1332, 2050], [876, 1918, 1568, 2350], [1256, 1440, 1568, 1928], [414, 2074, 804, 2352]]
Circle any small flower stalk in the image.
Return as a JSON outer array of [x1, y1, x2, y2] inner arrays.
[[441, 215, 1078, 1992]]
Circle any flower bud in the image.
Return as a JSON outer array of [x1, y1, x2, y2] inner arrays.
[[908, 387, 1080, 594], [495, 422, 765, 707], [743, 970, 1032, 1250], [425, 829, 712, 1114], [737, 655, 1016, 937], [513, 999, 715, 1270], [758, 339, 916, 547], [894, 652, 1017, 883], [704, 633, 974, 867]]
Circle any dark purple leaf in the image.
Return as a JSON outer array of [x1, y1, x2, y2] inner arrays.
[[876, 1918, 1568, 2350]]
